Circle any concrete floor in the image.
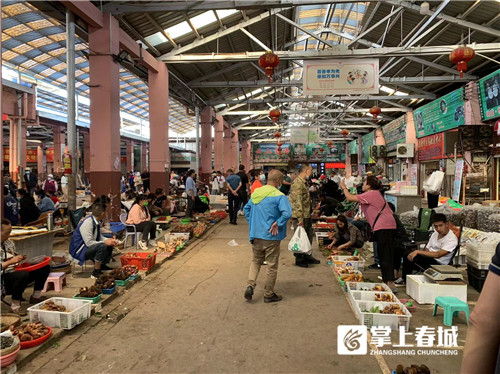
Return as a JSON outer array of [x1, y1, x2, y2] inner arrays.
[[19, 220, 467, 374]]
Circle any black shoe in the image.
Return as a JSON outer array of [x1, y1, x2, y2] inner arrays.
[[295, 261, 309, 268], [264, 293, 282, 303], [368, 263, 380, 269], [304, 254, 320, 264], [91, 269, 102, 279], [100, 264, 113, 271], [244, 286, 254, 301]]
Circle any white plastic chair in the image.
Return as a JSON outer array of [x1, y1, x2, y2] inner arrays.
[[120, 213, 141, 249]]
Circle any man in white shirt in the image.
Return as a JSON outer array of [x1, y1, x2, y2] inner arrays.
[[399, 213, 458, 284], [216, 171, 226, 193], [61, 174, 68, 200]]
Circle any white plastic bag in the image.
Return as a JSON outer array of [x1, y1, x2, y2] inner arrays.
[[423, 171, 445, 194], [288, 227, 312, 255]]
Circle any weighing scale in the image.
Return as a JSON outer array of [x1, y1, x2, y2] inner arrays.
[[424, 265, 464, 282]]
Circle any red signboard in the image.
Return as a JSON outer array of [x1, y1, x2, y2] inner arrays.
[[121, 157, 127, 163], [325, 162, 346, 169], [46, 148, 54, 162], [418, 133, 444, 161], [3, 148, 38, 163]]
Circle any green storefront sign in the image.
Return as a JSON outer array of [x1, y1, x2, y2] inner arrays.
[[414, 88, 465, 138], [382, 115, 407, 152], [477, 69, 500, 121], [361, 132, 375, 164], [349, 139, 358, 155]]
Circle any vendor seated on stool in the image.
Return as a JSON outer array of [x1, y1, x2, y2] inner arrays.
[[69, 202, 118, 279], [398, 213, 458, 285], [327, 214, 365, 253], [318, 192, 339, 217], [1, 218, 50, 316], [126, 194, 157, 251]]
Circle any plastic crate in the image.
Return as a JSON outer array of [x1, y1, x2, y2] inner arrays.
[[115, 279, 129, 287], [466, 258, 489, 270], [27, 297, 92, 330], [352, 300, 412, 331], [348, 290, 398, 305], [467, 263, 489, 278], [406, 275, 467, 304], [345, 282, 392, 292], [120, 252, 157, 271], [466, 242, 496, 263], [467, 269, 487, 292], [102, 286, 116, 295], [332, 256, 365, 271], [336, 270, 363, 283], [315, 232, 332, 247], [73, 293, 102, 304]]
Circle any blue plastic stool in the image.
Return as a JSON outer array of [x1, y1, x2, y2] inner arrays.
[[432, 296, 470, 326]]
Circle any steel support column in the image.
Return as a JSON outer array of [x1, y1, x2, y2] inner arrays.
[[66, 9, 77, 211]]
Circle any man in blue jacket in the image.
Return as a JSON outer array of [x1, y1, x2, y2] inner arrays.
[[243, 169, 292, 303], [69, 202, 118, 279]]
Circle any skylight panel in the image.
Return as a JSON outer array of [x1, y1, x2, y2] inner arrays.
[[165, 21, 192, 39], [380, 85, 395, 94], [144, 31, 168, 46], [190, 11, 217, 29], [216, 9, 239, 19]]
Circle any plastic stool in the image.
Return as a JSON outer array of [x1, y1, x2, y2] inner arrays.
[[42, 272, 67, 293], [432, 296, 470, 326]]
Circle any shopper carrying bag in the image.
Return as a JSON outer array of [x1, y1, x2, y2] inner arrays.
[[288, 226, 312, 255]]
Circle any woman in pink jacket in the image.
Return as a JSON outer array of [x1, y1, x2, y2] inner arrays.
[[126, 194, 157, 250]]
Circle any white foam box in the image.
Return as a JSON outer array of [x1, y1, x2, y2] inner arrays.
[[406, 275, 467, 305], [353, 300, 412, 331]]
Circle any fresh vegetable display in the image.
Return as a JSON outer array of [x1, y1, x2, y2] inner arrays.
[[340, 274, 363, 282], [171, 223, 195, 233], [374, 293, 395, 302], [157, 238, 184, 253], [336, 266, 355, 274], [372, 285, 385, 291], [1, 336, 14, 349], [41, 300, 68, 312], [95, 274, 115, 289], [193, 222, 207, 237], [110, 268, 128, 281], [10, 322, 50, 342], [327, 231, 335, 240], [122, 265, 139, 277], [365, 304, 405, 315], [76, 286, 102, 298], [345, 256, 360, 261]]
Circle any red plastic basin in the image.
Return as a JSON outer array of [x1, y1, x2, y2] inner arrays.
[[15, 257, 51, 272], [19, 326, 52, 349]]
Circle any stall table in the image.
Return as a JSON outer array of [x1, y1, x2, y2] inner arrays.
[[10, 228, 65, 259]]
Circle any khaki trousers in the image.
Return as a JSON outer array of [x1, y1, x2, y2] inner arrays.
[[247, 239, 281, 298]]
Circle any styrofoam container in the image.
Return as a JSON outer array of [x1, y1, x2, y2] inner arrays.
[[353, 300, 412, 331], [467, 257, 489, 270], [27, 297, 92, 330], [315, 232, 330, 246], [164, 232, 190, 242], [345, 282, 392, 292], [348, 289, 398, 305], [406, 275, 467, 304], [332, 256, 365, 271]]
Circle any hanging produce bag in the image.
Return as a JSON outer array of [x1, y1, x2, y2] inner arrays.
[[423, 171, 445, 194]]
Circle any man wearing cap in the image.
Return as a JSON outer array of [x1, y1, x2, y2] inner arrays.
[[23, 167, 38, 196]]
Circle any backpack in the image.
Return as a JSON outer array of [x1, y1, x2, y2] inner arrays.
[[45, 180, 56, 193]]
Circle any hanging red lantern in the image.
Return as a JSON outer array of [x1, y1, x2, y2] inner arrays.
[[276, 140, 283, 147], [269, 109, 281, 123], [259, 50, 280, 83], [277, 147, 282, 152], [449, 45, 475, 78], [274, 130, 281, 139], [369, 106, 382, 120], [341, 129, 350, 138], [319, 148, 324, 153], [327, 141, 333, 147], [314, 150, 319, 155]]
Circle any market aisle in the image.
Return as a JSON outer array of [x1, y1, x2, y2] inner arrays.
[[21, 220, 381, 374]]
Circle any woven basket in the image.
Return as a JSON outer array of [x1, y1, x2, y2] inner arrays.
[[0, 314, 21, 333], [0, 336, 20, 357]]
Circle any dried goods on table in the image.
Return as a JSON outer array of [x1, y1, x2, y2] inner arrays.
[[10, 323, 50, 341], [95, 274, 115, 289], [76, 285, 102, 298], [462, 205, 481, 229], [40, 300, 68, 312], [489, 214, 500, 233]]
